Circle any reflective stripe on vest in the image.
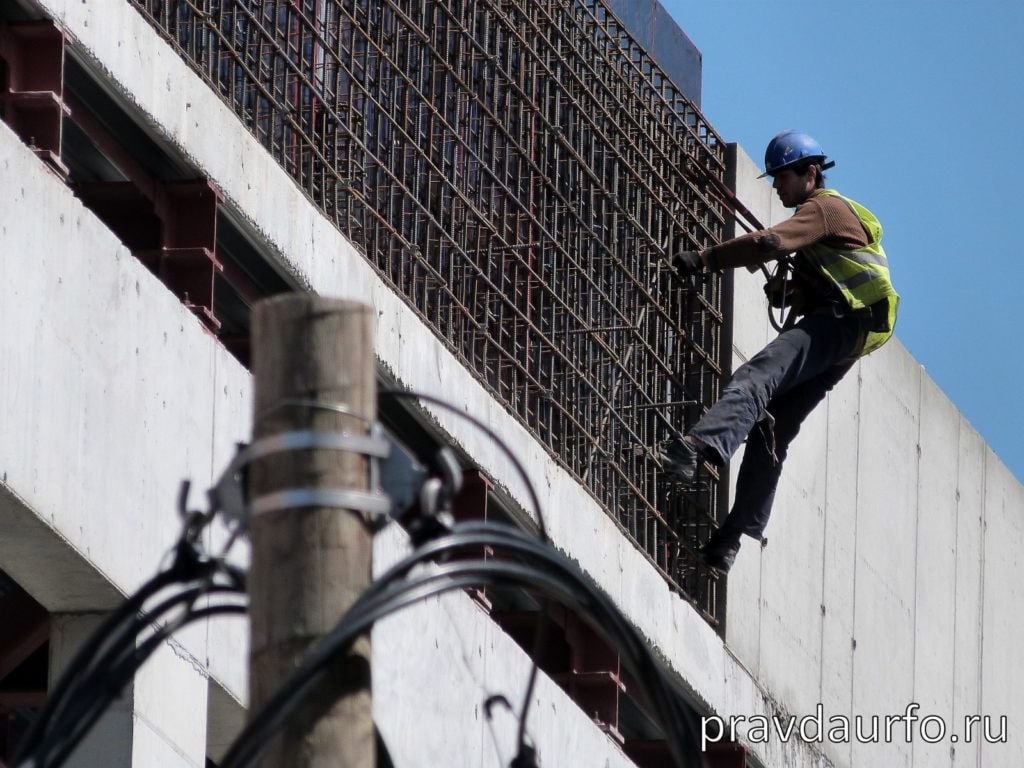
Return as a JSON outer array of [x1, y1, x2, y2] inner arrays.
[[798, 189, 898, 312]]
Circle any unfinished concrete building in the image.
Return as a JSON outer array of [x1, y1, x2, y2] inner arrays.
[[0, 1, 1021, 766]]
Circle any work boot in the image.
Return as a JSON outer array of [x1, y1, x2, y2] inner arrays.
[[698, 529, 741, 575], [656, 435, 699, 483]]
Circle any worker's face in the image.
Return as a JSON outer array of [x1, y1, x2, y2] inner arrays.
[[771, 166, 817, 207]]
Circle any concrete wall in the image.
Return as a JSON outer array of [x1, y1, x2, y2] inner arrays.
[[2, 1, 1020, 766]]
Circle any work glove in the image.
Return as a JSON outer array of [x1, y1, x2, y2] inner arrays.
[[672, 249, 704, 277]]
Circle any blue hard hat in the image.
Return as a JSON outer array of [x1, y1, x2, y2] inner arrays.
[[759, 130, 835, 177]]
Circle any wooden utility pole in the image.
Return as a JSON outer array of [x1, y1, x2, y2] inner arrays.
[[248, 294, 376, 767]]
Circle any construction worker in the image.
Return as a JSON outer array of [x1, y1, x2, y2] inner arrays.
[[659, 130, 899, 574]]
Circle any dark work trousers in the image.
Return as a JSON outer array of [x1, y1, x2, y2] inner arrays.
[[688, 311, 867, 541]]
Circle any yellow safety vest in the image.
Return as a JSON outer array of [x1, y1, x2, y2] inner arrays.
[[798, 189, 900, 356]]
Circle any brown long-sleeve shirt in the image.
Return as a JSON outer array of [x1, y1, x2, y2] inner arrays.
[[703, 189, 869, 271]]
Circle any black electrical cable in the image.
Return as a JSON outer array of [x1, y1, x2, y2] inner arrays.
[[219, 561, 567, 768], [228, 560, 701, 768], [19, 537, 245, 762], [379, 386, 552, 759], [44, 583, 243, 738], [378, 389, 547, 541], [373, 524, 704, 764], [219, 528, 705, 768], [32, 603, 246, 768], [11, 569, 180, 763], [220, 563, 565, 768], [25, 578, 234, 735], [366, 522, 670, 680], [14, 545, 245, 768], [19, 589, 244, 768], [372, 528, 706, 761], [443, 524, 704, 763]]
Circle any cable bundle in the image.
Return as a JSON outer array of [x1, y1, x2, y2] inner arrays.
[[12, 514, 247, 768], [219, 520, 705, 768]]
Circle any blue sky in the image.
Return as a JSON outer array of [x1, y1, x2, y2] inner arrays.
[[661, 0, 1024, 483]]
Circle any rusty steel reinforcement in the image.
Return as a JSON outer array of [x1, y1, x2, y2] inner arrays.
[[133, 0, 728, 623]]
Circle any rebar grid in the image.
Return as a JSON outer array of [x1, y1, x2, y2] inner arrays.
[[134, 0, 728, 623]]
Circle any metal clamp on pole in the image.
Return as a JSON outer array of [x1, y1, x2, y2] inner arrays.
[[209, 427, 392, 531], [208, 425, 464, 535], [249, 488, 392, 519]]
